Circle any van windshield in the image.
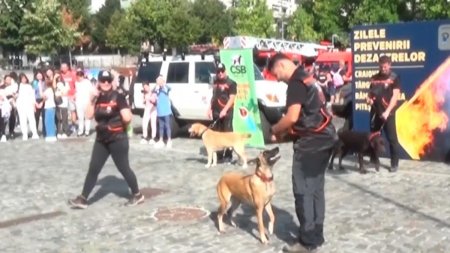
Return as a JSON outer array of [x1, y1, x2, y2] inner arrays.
[[136, 62, 162, 83]]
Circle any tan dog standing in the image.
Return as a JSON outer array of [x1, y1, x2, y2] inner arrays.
[[188, 123, 250, 168], [216, 147, 281, 244]]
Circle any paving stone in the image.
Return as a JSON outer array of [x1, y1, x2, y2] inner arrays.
[[1, 118, 450, 252]]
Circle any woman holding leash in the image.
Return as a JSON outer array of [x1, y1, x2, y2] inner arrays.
[[69, 70, 144, 209]]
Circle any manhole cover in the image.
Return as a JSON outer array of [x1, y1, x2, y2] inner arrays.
[[152, 207, 209, 221], [140, 187, 167, 200]]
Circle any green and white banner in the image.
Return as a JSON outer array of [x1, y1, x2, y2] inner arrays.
[[219, 49, 265, 148]]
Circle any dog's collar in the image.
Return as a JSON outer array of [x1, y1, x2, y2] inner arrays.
[[256, 170, 274, 183], [200, 128, 209, 136], [369, 131, 381, 141]]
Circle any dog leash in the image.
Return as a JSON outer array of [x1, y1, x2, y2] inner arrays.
[[200, 118, 220, 136], [370, 113, 386, 136]]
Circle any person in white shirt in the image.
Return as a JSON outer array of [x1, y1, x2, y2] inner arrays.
[[16, 73, 39, 140], [54, 73, 70, 139], [75, 69, 94, 137], [42, 79, 57, 142]]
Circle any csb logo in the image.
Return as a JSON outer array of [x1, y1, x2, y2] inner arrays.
[[230, 54, 247, 74]]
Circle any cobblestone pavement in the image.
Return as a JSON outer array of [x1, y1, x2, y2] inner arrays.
[[1, 121, 450, 253]]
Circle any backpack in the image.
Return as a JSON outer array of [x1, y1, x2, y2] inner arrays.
[[331, 68, 344, 87]]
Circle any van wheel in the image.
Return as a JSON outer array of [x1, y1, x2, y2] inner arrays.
[[170, 115, 180, 138], [260, 112, 271, 143]]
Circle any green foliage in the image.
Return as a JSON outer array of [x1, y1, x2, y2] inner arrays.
[[159, 0, 201, 48], [191, 0, 234, 44], [19, 0, 80, 56], [349, 0, 400, 27], [106, 10, 141, 54], [287, 6, 320, 41], [232, 0, 275, 37], [0, 0, 31, 53], [91, 0, 121, 47]]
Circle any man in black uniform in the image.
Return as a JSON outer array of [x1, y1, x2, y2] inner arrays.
[[366, 55, 401, 172], [268, 53, 337, 252], [207, 62, 237, 163]]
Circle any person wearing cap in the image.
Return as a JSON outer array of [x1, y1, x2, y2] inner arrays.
[[68, 70, 144, 209], [207, 62, 237, 163], [268, 53, 336, 252]]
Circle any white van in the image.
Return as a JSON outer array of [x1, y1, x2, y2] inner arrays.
[[129, 54, 287, 141]]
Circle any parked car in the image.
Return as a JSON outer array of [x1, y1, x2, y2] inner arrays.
[[129, 54, 288, 141]]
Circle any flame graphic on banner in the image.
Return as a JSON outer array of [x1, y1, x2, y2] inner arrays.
[[396, 57, 450, 160]]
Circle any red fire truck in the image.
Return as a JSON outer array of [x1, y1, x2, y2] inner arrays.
[[223, 36, 331, 80]]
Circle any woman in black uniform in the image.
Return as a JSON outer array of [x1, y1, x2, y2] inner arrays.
[[69, 70, 144, 209]]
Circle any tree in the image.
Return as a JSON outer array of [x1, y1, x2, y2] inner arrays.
[[121, 0, 201, 53], [159, 0, 201, 49], [0, 0, 32, 55], [91, 0, 121, 51], [232, 0, 275, 37], [106, 10, 141, 54], [58, 0, 91, 49], [349, 0, 400, 27], [192, 0, 234, 44], [416, 0, 450, 20], [20, 0, 80, 56], [287, 6, 321, 41]]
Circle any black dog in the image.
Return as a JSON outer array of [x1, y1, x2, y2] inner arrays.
[[328, 130, 386, 174]]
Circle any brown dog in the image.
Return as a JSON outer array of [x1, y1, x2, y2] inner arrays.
[[188, 123, 251, 168], [329, 130, 386, 173], [216, 147, 281, 244]]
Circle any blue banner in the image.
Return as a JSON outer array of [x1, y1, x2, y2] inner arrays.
[[351, 20, 450, 162]]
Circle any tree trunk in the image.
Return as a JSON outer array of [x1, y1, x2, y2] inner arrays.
[[69, 49, 73, 68]]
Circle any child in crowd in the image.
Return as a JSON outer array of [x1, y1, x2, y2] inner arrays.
[[141, 82, 158, 145], [153, 76, 172, 149]]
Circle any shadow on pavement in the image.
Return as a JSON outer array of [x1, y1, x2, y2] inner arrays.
[[88, 175, 130, 205], [332, 175, 450, 229], [208, 203, 298, 244]]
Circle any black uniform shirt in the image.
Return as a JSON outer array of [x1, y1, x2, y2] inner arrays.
[[286, 67, 337, 152], [95, 90, 129, 143], [211, 77, 237, 112]]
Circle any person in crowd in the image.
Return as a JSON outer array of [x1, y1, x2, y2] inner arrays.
[[68, 70, 144, 209], [268, 53, 337, 252], [207, 63, 236, 163], [153, 76, 172, 149], [60, 62, 78, 135], [316, 65, 333, 105], [16, 73, 39, 140], [42, 76, 57, 142], [75, 68, 94, 137], [330, 60, 351, 104], [32, 71, 46, 135], [54, 73, 70, 139], [0, 77, 12, 142], [141, 82, 157, 145], [3, 74, 19, 139]]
